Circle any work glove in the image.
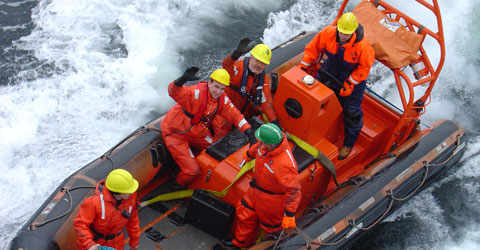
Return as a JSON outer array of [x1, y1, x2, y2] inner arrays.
[[174, 66, 200, 87], [339, 79, 354, 97], [244, 128, 257, 145], [231, 37, 252, 61], [282, 216, 296, 229], [299, 65, 316, 76]]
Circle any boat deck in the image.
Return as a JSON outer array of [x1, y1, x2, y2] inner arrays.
[[131, 180, 221, 250]]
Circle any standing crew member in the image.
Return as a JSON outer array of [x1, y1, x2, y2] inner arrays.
[[161, 67, 256, 187], [73, 169, 140, 250], [223, 39, 281, 128], [223, 123, 301, 248], [300, 12, 375, 160]]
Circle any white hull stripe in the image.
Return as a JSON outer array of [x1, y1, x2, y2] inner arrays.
[[264, 163, 275, 174], [99, 193, 106, 220]]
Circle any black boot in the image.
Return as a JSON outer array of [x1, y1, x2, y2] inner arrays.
[[264, 229, 282, 241], [221, 239, 240, 250]]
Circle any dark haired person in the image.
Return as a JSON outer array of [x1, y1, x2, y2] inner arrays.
[[73, 169, 140, 250]]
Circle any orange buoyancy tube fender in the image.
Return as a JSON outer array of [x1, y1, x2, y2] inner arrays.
[[301, 25, 375, 85], [73, 181, 140, 250], [222, 55, 277, 122]]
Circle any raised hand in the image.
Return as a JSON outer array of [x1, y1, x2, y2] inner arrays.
[[174, 67, 200, 86], [231, 37, 253, 60]]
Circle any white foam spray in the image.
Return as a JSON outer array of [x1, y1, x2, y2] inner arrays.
[[0, 0, 281, 247]]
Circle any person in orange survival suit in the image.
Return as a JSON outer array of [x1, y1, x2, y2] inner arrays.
[[222, 123, 301, 249], [222, 39, 281, 128], [73, 169, 140, 250], [161, 67, 257, 187], [300, 12, 375, 160]]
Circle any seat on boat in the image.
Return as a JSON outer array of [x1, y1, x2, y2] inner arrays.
[[291, 143, 315, 172], [206, 117, 263, 161], [352, 1, 425, 68], [206, 129, 248, 161]]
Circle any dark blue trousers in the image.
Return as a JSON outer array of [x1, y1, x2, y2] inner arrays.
[[336, 83, 365, 147], [317, 71, 365, 147]]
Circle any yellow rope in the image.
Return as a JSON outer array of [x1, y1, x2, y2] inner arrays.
[[141, 160, 255, 206]]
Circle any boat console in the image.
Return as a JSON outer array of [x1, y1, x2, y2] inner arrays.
[[273, 66, 343, 158]]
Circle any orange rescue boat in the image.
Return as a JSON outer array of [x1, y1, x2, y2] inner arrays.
[[10, 0, 466, 249]]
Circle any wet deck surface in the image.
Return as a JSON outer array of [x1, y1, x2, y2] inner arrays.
[[131, 180, 222, 250]]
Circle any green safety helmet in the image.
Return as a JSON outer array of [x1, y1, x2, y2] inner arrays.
[[255, 123, 283, 145], [337, 12, 358, 35], [105, 169, 139, 194]]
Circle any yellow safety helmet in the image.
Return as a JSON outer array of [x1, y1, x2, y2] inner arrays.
[[210, 68, 230, 86], [250, 44, 272, 65], [105, 169, 139, 194], [337, 12, 358, 35]]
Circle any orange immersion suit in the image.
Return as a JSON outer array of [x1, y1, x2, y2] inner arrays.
[[301, 25, 375, 147], [161, 81, 251, 186], [232, 136, 301, 247], [301, 25, 374, 86], [222, 55, 277, 122], [73, 181, 140, 250]]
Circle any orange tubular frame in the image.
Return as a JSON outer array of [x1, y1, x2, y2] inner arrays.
[[336, 0, 446, 153]]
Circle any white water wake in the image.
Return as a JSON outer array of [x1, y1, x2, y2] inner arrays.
[[0, 0, 281, 247]]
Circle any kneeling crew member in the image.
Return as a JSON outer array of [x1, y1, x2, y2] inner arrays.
[[161, 67, 256, 187], [223, 39, 281, 128], [300, 12, 375, 159], [73, 169, 140, 250], [224, 123, 301, 248]]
